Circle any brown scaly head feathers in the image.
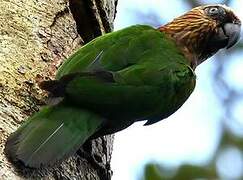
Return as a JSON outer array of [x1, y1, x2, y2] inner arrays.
[[159, 4, 241, 69]]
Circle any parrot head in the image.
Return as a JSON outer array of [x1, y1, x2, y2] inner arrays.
[[159, 4, 241, 68]]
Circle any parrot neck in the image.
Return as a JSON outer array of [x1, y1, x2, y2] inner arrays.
[[158, 8, 219, 69], [159, 25, 215, 69]]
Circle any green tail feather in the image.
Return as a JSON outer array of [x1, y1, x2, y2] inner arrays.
[[5, 104, 103, 168]]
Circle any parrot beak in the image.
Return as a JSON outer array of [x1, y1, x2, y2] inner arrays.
[[223, 22, 241, 49]]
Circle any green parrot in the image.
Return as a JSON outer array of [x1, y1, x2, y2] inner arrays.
[[5, 4, 241, 168]]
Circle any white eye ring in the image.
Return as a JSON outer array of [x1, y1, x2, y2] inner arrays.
[[209, 7, 219, 14]]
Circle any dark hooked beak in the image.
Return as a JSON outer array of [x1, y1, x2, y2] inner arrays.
[[223, 22, 241, 49]]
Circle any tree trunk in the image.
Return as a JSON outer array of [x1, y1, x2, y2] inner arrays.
[[0, 0, 117, 179]]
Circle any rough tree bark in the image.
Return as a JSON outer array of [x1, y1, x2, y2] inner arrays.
[[0, 0, 117, 179]]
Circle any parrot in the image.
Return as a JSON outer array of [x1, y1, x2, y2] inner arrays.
[[5, 4, 241, 168]]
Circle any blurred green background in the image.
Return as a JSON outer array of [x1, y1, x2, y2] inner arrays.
[[111, 0, 243, 179]]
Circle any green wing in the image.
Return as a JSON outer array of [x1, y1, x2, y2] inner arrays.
[[55, 25, 195, 126], [62, 62, 195, 126], [56, 25, 188, 78]]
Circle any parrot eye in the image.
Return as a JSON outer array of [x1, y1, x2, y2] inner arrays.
[[208, 7, 219, 15]]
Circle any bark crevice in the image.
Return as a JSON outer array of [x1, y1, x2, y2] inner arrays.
[[69, 0, 117, 43]]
